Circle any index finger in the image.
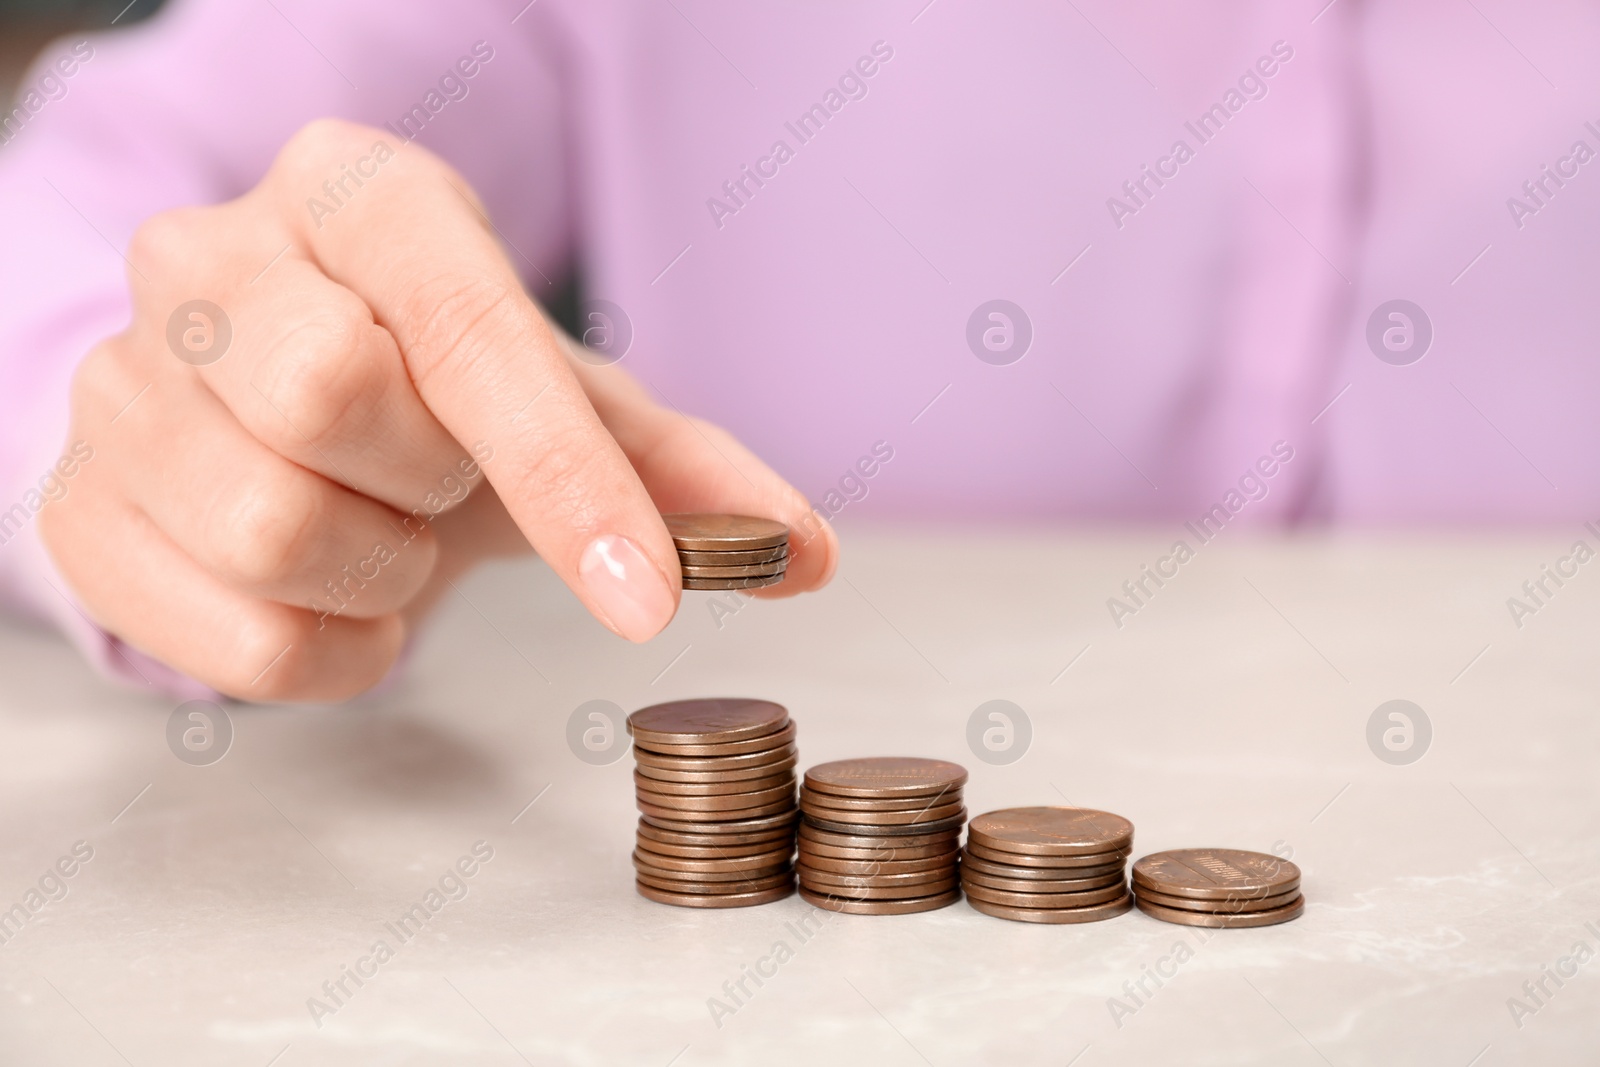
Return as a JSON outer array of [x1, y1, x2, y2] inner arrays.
[[269, 120, 679, 642]]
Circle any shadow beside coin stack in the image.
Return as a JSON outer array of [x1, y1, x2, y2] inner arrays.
[[962, 807, 1135, 923], [1131, 849, 1304, 927], [797, 758, 969, 914], [629, 699, 800, 908], [664, 513, 790, 590]]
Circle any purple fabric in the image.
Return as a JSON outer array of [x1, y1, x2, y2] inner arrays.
[[0, 0, 1596, 688]]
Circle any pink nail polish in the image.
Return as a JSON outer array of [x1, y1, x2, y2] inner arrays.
[[578, 534, 676, 642]]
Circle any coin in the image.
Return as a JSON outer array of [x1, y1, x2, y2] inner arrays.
[[800, 867, 955, 890], [682, 575, 786, 590], [958, 851, 1126, 881], [961, 869, 1125, 894], [802, 812, 967, 837], [628, 698, 788, 746], [800, 825, 960, 850], [1134, 885, 1300, 913], [798, 876, 960, 900], [635, 754, 799, 783], [1131, 850, 1301, 901], [679, 561, 789, 579], [967, 807, 1134, 856], [798, 886, 961, 914], [797, 838, 960, 862], [664, 514, 789, 551], [966, 892, 1133, 924], [962, 881, 1127, 909], [634, 770, 794, 796], [636, 783, 795, 812], [1134, 894, 1305, 927], [635, 870, 792, 895], [636, 820, 793, 849], [796, 851, 959, 876], [635, 859, 793, 884], [798, 801, 965, 825], [636, 836, 792, 860], [800, 789, 960, 813], [631, 720, 797, 758], [633, 847, 794, 874], [634, 742, 798, 773], [640, 805, 800, 831], [677, 546, 788, 566], [964, 842, 1128, 868], [804, 758, 969, 799], [637, 882, 796, 908]]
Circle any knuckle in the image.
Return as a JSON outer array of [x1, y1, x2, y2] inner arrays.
[[209, 474, 323, 588], [256, 302, 387, 450], [215, 610, 303, 696], [507, 427, 605, 527], [400, 276, 525, 385], [127, 207, 208, 281], [280, 118, 380, 175]]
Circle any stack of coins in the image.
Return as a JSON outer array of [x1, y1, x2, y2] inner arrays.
[[628, 698, 799, 908], [1131, 849, 1304, 927], [663, 514, 789, 590], [796, 758, 968, 914], [962, 807, 1135, 924]]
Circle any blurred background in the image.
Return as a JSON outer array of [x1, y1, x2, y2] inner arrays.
[[0, 0, 158, 107]]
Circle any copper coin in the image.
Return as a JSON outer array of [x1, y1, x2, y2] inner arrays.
[[798, 838, 960, 862], [798, 886, 961, 915], [630, 870, 793, 895], [633, 741, 797, 773], [663, 514, 789, 551], [799, 876, 959, 900], [965, 842, 1128, 868], [797, 851, 959, 876], [636, 783, 794, 812], [639, 799, 797, 825], [679, 561, 789, 579], [962, 869, 1124, 894], [1132, 850, 1301, 901], [682, 575, 786, 590], [966, 892, 1133, 925], [636, 835, 793, 860], [634, 770, 794, 796], [800, 789, 962, 813], [1134, 885, 1300, 914], [635, 859, 792, 884], [967, 807, 1134, 856], [962, 881, 1127, 909], [959, 850, 1125, 881], [632, 720, 797, 758], [804, 758, 969, 799], [803, 812, 967, 837], [677, 546, 788, 566], [800, 825, 960, 850], [628, 698, 788, 746], [798, 802, 965, 826], [635, 753, 799, 783], [637, 881, 795, 908], [800, 867, 956, 890], [1135, 894, 1305, 927], [636, 819, 793, 848], [634, 847, 794, 874]]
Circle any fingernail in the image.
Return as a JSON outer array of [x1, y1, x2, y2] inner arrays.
[[578, 534, 676, 642]]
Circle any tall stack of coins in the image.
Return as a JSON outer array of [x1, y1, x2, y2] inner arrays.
[[628, 699, 799, 908], [796, 758, 968, 914], [1131, 849, 1304, 927], [663, 514, 789, 590], [962, 807, 1134, 924]]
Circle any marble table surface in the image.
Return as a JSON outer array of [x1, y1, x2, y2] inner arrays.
[[1, 527, 1596, 1066]]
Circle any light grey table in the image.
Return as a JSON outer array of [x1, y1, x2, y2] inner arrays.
[[1, 529, 1595, 1066]]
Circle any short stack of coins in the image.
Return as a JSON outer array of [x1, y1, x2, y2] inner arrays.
[[962, 807, 1135, 924], [663, 514, 789, 590], [796, 758, 968, 914], [628, 698, 799, 908], [1131, 849, 1304, 927]]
